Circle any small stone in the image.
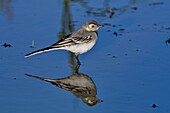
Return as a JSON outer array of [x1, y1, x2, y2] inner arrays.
[[152, 104, 158, 108], [112, 56, 116, 58], [13, 77, 17, 80], [2, 43, 12, 47], [113, 32, 118, 36], [131, 7, 138, 10], [119, 28, 125, 31], [165, 38, 170, 45]]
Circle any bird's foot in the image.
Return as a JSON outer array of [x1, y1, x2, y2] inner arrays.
[[74, 62, 81, 73]]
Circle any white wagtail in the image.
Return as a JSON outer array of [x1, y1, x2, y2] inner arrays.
[[25, 72, 103, 106], [25, 20, 102, 64]]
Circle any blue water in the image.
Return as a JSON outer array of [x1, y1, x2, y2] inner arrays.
[[1, 0, 170, 113]]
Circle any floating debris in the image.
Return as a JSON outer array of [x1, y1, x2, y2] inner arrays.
[[149, 2, 164, 6], [119, 28, 125, 31], [131, 7, 138, 10], [112, 56, 116, 58], [152, 104, 158, 108], [30, 40, 35, 48], [2, 43, 12, 47], [162, 26, 170, 30], [107, 8, 115, 18], [136, 49, 139, 52], [165, 38, 170, 46], [113, 32, 118, 36], [13, 77, 17, 80]]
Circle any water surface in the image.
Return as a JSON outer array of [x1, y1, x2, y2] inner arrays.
[[0, 0, 170, 113]]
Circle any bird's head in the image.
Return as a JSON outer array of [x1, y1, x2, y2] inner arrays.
[[82, 96, 103, 106], [83, 20, 102, 32]]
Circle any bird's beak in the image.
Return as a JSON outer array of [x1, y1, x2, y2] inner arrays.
[[98, 25, 103, 28]]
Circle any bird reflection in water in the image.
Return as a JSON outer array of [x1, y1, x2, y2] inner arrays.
[[25, 65, 103, 106]]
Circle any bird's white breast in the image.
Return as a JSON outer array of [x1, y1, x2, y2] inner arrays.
[[65, 38, 97, 54]]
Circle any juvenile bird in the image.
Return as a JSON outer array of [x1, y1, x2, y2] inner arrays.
[[25, 20, 102, 64]]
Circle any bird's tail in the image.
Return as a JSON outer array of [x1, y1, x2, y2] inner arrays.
[[25, 46, 59, 57], [25, 74, 57, 83]]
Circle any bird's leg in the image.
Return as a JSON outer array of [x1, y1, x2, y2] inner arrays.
[[74, 53, 81, 73], [74, 64, 80, 74], [75, 53, 81, 65]]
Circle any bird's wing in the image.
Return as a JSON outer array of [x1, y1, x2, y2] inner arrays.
[[51, 34, 92, 48], [71, 35, 92, 44]]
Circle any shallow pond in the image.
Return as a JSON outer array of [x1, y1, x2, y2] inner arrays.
[[0, 0, 170, 113]]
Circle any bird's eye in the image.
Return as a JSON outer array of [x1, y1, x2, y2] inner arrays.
[[89, 24, 95, 28]]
